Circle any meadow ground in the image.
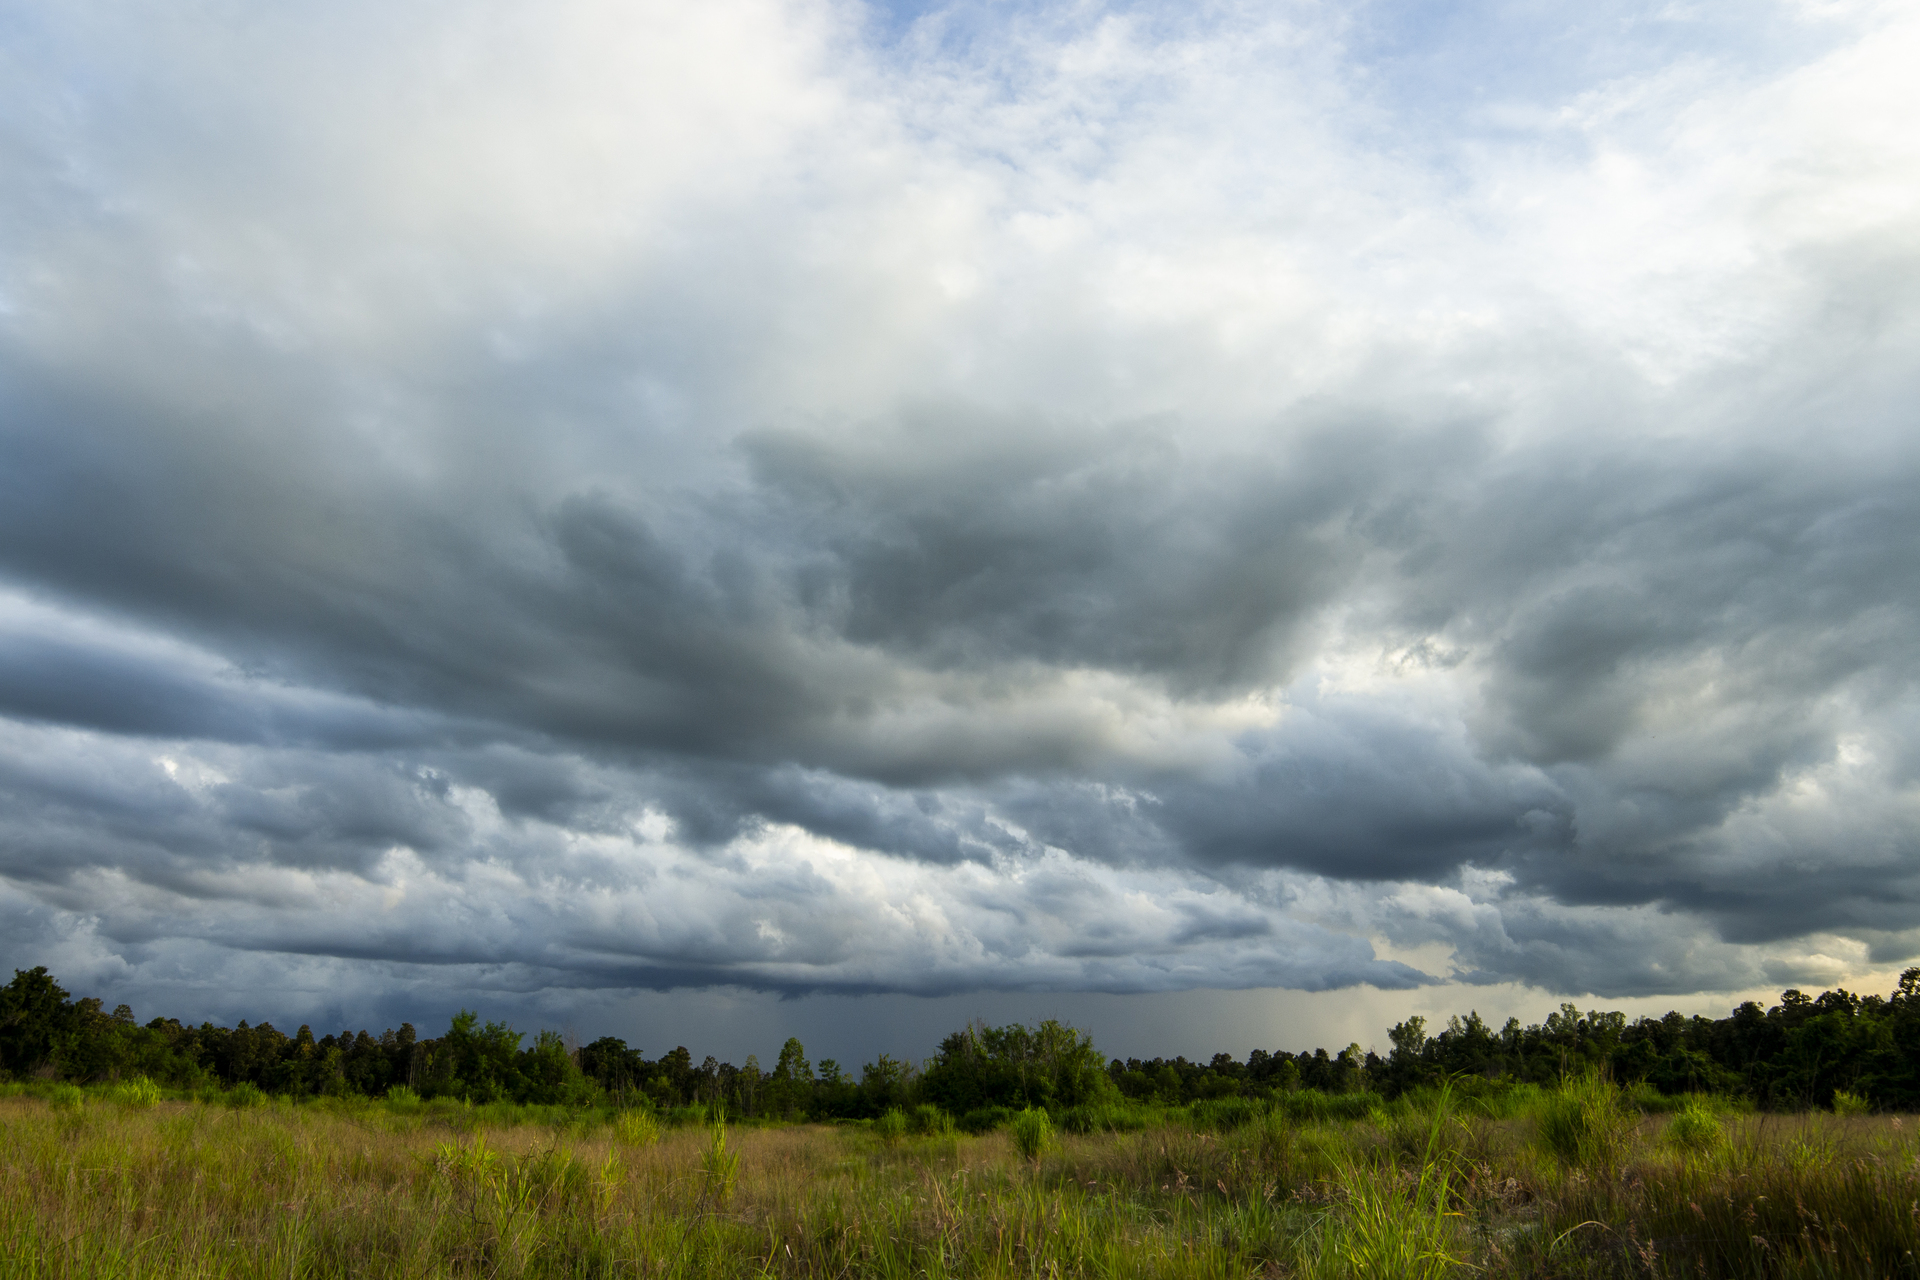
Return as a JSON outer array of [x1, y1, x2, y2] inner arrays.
[[3, 1084, 1919, 1278]]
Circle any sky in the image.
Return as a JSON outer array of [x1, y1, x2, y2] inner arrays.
[[1, 0, 1917, 1066]]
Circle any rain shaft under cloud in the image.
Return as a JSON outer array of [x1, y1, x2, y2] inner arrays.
[[1, 0, 1918, 1032]]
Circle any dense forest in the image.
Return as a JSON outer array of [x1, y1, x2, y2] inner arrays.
[[5, 965, 1919, 1122]]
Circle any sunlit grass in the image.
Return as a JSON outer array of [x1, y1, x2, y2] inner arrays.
[[3, 1086, 1919, 1277]]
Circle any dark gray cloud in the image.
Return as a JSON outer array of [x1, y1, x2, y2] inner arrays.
[[1, 0, 1917, 1046]]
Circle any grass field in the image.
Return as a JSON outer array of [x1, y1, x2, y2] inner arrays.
[[3, 1082, 1919, 1278]]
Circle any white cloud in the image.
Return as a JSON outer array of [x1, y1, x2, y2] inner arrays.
[[0, 0, 1917, 1046]]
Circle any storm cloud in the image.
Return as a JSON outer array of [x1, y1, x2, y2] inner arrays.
[[1, 0, 1917, 1038]]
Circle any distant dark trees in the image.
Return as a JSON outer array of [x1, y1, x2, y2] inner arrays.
[[919, 1020, 1118, 1116], [10, 963, 1920, 1113], [1361, 978, 1920, 1110]]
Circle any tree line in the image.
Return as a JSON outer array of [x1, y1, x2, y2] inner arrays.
[[5, 964, 1919, 1117]]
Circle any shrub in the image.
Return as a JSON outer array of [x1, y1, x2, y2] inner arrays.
[[1272, 1090, 1382, 1124], [958, 1106, 1015, 1134], [384, 1085, 422, 1111], [1191, 1097, 1261, 1132], [613, 1109, 661, 1147], [908, 1103, 954, 1136], [1664, 1102, 1727, 1155], [1058, 1102, 1150, 1134], [1538, 1072, 1634, 1171], [1010, 1107, 1053, 1161], [227, 1082, 268, 1109], [874, 1108, 909, 1144], [1832, 1090, 1871, 1116], [46, 1083, 85, 1111]]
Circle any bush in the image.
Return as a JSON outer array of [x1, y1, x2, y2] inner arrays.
[[1664, 1102, 1727, 1155], [384, 1085, 422, 1111], [1832, 1090, 1871, 1116], [908, 1104, 953, 1136], [1010, 1107, 1052, 1161], [874, 1108, 909, 1144], [1191, 1097, 1262, 1132], [1538, 1072, 1634, 1171], [959, 1106, 1015, 1134], [227, 1082, 268, 1109], [46, 1083, 85, 1111], [1057, 1102, 1150, 1134], [1272, 1090, 1382, 1124]]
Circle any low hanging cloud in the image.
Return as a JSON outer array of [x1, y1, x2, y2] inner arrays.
[[1, 0, 1918, 1026]]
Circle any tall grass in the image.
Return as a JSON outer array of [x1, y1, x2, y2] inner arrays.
[[1536, 1070, 1634, 1172], [1307, 1083, 1463, 1280], [3, 1087, 1918, 1277], [699, 1112, 742, 1204]]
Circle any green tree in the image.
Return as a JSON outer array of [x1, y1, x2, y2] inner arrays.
[[438, 1011, 525, 1103], [0, 967, 78, 1078], [767, 1037, 813, 1118]]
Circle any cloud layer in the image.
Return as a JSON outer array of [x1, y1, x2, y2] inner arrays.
[[2, 0, 1918, 1031]]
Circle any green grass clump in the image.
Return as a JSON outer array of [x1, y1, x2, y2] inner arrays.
[[1663, 1100, 1727, 1155], [1009, 1106, 1053, 1160], [1536, 1071, 1633, 1171], [107, 1076, 162, 1108], [873, 1107, 909, 1144], [1832, 1089, 1871, 1116], [612, 1108, 660, 1147], [1309, 1162, 1461, 1280], [45, 1083, 85, 1110]]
